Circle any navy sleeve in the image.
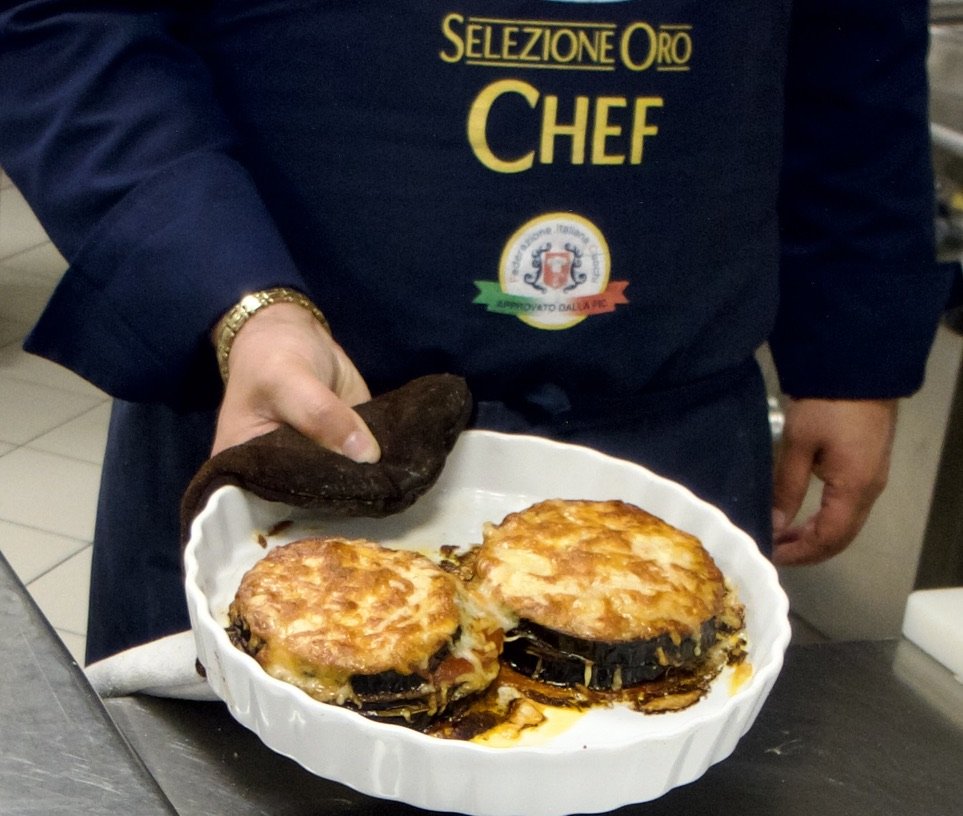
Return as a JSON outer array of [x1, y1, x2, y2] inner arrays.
[[0, 2, 309, 408], [770, 0, 953, 399]]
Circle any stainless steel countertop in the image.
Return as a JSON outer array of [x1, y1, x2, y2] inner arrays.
[[5, 547, 962, 815], [100, 639, 963, 816], [1, 553, 175, 816]]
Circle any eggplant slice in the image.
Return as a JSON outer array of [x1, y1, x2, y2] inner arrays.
[[228, 610, 466, 728], [501, 618, 719, 690], [226, 537, 504, 729]]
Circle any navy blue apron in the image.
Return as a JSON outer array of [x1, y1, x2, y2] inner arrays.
[[87, 0, 788, 662]]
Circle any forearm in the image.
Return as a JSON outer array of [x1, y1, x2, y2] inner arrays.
[[0, 2, 306, 407]]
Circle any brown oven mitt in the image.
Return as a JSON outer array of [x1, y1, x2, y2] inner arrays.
[[180, 374, 472, 534]]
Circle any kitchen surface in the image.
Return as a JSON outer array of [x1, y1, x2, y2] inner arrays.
[[4, 532, 963, 815]]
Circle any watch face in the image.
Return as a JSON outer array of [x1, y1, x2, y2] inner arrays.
[[240, 293, 268, 313]]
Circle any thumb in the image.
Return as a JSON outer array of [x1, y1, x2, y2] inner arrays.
[[277, 374, 381, 463], [771, 437, 815, 540], [212, 364, 381, 462]]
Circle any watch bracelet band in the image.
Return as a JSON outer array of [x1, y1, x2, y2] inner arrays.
[[214, 287, 331, 383]]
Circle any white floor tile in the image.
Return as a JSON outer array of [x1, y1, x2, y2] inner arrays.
[[56, 629, 87, 665], [27, 545, 91, 635], [0, 241, 67, 281], [28, 401, 111, 465], [0, 519, 88, 584], [0, 341, 107, 398], [0, 447, 101, 540], [0, 185, 49, 260], [0, 262, 56, 324], [2, 171, 94, 657], [0, 375, 104, 445]]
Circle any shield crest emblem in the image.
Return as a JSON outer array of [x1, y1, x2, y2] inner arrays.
[[542, 249, 573, 290]]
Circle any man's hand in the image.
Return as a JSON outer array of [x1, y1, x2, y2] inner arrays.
[[771, 397, 898, 566], [211, 302, 381, 461]]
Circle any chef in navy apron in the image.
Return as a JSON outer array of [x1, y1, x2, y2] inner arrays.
[[0, 1, 947, 662]]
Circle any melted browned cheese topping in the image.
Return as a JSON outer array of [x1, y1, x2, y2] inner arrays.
[[472, 499, 727, 642], [230, 537, 504, 708]]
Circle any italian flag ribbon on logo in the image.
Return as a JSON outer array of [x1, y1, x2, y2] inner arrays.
[[473, 280, 629, 318]]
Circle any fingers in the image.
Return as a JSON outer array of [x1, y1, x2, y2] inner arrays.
[[268, 358, 380, 462], [771, 481, 877, 566], [771, 427, 816, 545], [210, 301, 381, 462], [213, 352, 380, 461], [770, 398, 896, 567]]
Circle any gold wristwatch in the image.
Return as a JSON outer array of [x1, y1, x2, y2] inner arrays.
[[213, 287, 330, 382]]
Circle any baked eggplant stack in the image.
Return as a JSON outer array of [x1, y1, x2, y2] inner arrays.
[[227, 537, 504, 726], [226, 499, 746, 732], [471, 499, 745, 693]]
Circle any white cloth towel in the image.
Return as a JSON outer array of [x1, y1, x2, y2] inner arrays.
[[84, 630, 219, 701]]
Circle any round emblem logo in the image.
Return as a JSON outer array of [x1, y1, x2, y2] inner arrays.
[[474, 212, 628, 330]]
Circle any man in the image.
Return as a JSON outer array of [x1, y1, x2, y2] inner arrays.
[[0, 0, 949, 662]]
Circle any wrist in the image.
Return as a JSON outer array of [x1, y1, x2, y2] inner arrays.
[[213, 288, 330, 383]]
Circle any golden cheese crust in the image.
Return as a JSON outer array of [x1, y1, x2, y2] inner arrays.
[[230, 537, 502, 710], [233, 537, 459, 677], [473, 499, 726, 642]]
